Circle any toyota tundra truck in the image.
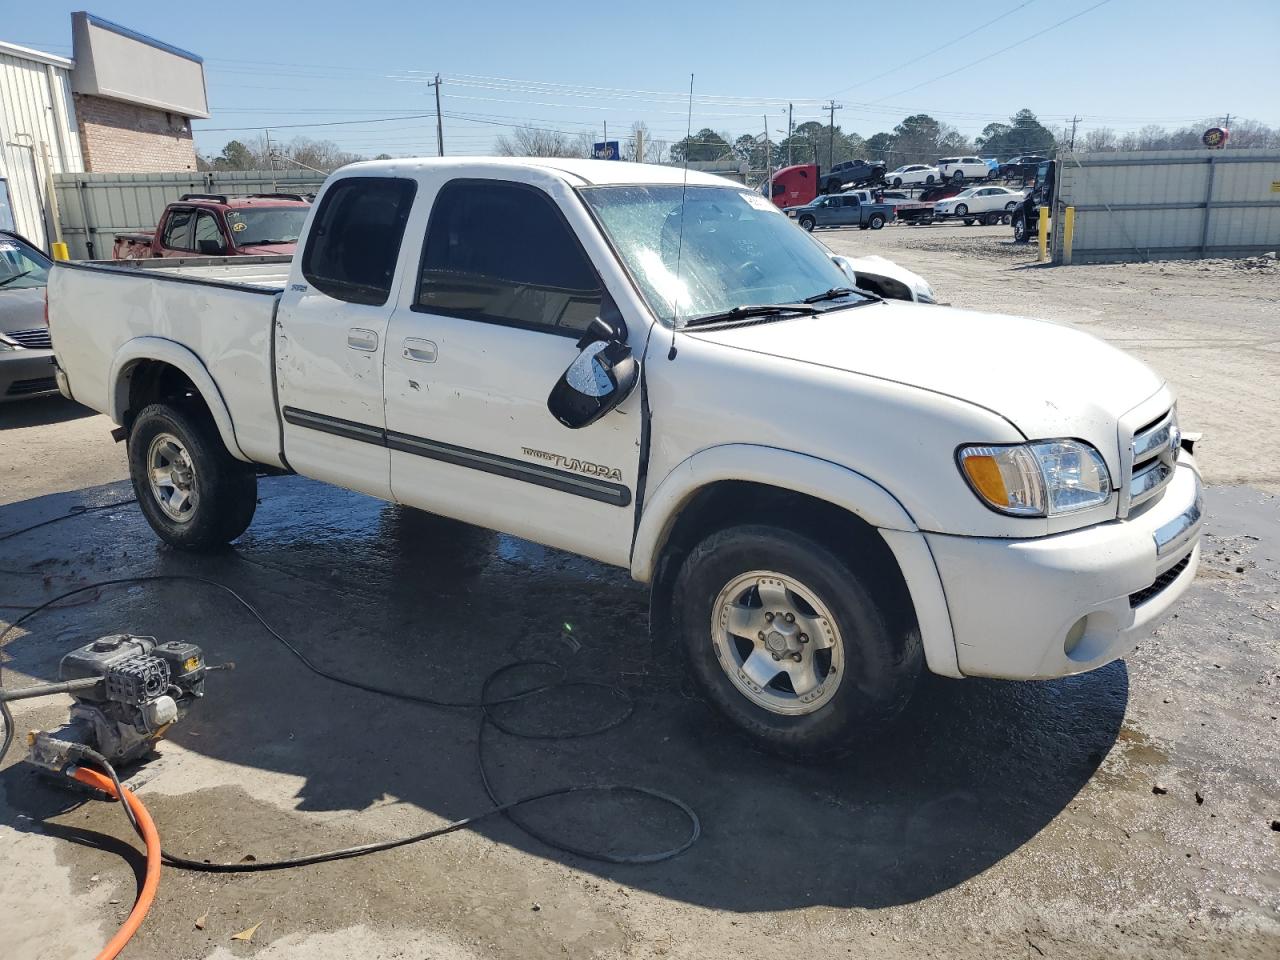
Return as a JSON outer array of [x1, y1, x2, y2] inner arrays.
[[47, 158, 1203, 760]]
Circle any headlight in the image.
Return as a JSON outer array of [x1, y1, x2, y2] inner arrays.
[[958, 440, 1112, 517]]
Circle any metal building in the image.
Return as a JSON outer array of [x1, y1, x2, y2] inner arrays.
[[0, 40, 83, 250]]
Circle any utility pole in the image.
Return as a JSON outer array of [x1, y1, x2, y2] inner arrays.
[[1222, 113, 1231, 149], [764, 114, 772, 196], [787, 103, 793, 166], [1068, 115, 1080, 152], [428, 74, 444, 156], [264, 128, 277, 190], [603, 120, 607, 159], [826, 100, 842, 170]]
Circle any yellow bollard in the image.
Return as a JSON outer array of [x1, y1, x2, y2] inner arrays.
[[51, 242, 70, 261], [1062, 206, 1076, 265], [1037, 210, 1050, 262]]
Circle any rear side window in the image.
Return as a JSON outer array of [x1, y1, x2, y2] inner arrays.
[[161, 208, 194, 250], [416, 180, 603, 335], [302, 177, 417, 306]]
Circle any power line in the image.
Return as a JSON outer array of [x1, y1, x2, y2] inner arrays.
[[832, 0, 1043, 95], [873, 0, 1116, 103]]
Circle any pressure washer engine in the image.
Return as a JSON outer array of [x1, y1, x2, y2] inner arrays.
[[22, 635, 208, 772]]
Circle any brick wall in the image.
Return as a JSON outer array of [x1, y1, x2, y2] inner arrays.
[[74, 94, 197, 173]]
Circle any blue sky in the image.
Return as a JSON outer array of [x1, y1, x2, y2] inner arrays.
[[13, 1, 1280, 158]]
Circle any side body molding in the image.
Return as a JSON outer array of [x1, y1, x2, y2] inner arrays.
[[110, 337, 249, 462], [631, 443, 961, 679]]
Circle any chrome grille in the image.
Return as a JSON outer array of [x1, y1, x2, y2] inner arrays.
[[5, 327, 52, 349], [1128, 409, 1179, 511]]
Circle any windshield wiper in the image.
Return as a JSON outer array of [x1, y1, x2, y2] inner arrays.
[[0, 270, 33, 289], [802, 286, 873, 304], [243, 239, 294, 246], [681, 303, 819, 329]]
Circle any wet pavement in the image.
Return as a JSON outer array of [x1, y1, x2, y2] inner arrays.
[[2, 473, 1278, 959]]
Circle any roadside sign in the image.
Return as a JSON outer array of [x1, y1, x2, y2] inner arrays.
[[593, 141, 621, 161], [1202, 127, 1229, 149]]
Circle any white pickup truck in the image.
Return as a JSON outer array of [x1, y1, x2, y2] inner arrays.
[[48, 158, 1203, 759]]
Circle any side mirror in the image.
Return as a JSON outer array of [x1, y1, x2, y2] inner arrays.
[[547, 317, 638, 429]]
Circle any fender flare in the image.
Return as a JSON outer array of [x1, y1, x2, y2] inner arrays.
[[631, 444, 961, 678], [631, 444, 917, 582], [109, 337, 249, 462]]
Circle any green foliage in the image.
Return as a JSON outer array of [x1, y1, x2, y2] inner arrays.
[[670, 128, 733, 163], [975, 109, 1056, 158]]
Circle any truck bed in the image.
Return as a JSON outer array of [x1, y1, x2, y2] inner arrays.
[[48, 256, 288, 467]]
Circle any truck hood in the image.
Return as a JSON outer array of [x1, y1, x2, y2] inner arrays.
[[235, 242, 298, 256], [685, 300, 1164, 452]]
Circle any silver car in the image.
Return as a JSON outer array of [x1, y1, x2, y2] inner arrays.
[[0, 231, 57, 403]]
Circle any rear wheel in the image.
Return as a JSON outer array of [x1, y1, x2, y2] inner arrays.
[[799, 216, 815, 232], [1013, 210, 1030, 242], [128, 402, 257, 550], [984, 212, 1001, 225], [925, 174, 935, 184], [868, 213, 886, 230], [674, 525, 921, 760], [963, 219, 975, 226], [892, 177, 903, 188]]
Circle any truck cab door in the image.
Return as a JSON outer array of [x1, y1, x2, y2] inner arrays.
[[382, 174, 645, 566], [274, 176, 418, 500]]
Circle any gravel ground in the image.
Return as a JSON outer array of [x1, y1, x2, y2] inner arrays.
[[1, 230, 1278, 960]]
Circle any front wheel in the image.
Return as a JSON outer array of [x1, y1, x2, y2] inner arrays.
[[128, 402, 257, 550], [868, 213, 886, 230], [798, 216, 815, 232], [1013, 211, 1030, 242], [673, 525, 922, 760], [954, 203, 968, 216]]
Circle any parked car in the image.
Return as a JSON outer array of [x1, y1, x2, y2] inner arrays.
[[934, 186, 1027, 224], [50, 158, 1202, 759], [886, 164, 939, 187], [851, 189, 933, 225], [113, 193, 312, 260], [936, 157, 996, 182], [0, 230, 57, 402], [765, 164, 820, 209], [785, 193, 894, 231], [998, 155, 1050, 180], [821, 159, 887, 194]]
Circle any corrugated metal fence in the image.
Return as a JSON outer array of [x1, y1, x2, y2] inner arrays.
[[53, 169, 326, 259], [1053, 148, 1280, 264]]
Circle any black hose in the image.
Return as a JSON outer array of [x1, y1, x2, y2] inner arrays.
[[1, 575, 700, 866]]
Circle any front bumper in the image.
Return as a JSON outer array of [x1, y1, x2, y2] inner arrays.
[[0, 349, 59, 402], [926, 452, 1203, 679]]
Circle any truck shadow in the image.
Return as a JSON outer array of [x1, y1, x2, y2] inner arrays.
[[0, 476, 1125, 911], [0, 396, 97, 429]]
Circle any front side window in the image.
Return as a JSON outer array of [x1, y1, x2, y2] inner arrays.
[[582, 184, 860, 327], [417, 180, 603, 335], [0, 235, 51, 289], [193, 212, 224, 255], [302, 177, 416, 306], [161, 208, 194, 250]]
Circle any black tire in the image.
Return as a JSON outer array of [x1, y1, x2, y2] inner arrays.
[[954, 203, 968, 217], [673, 524, 922, 760], [1005, 201, 1018, 212], [952, 170, 964, 182], [798, 216, 815, 232], [963, 219, 975, 226], [869, 213, 886, 230], [891, 177, 902, 188], [925, 174, 935, 184], [128, 402, 257, 550], [1013, 211, 1030, 242], [984, 212, 1001, 225]]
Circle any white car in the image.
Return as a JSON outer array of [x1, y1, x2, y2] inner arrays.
[[934, 186, 1026, 223], [49, 158, 1202, 759], [937, 156, 996, 182], [886, 164, 939, 187]]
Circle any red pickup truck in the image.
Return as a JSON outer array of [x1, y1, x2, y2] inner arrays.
[[113, 193, 311, 260]]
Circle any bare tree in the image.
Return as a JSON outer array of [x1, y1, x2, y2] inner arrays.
[[494, 124, 580, 158]]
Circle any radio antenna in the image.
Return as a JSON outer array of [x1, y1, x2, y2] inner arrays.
[[668, 72, 694, 361]]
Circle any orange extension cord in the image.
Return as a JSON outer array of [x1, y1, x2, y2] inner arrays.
[[70, 767, 161, 960]]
